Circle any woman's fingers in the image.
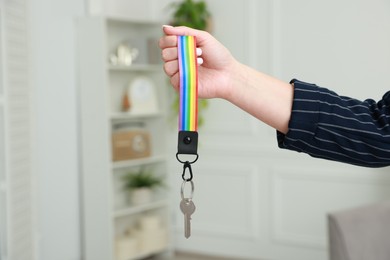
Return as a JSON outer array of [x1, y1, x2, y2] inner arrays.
[[170, 72, 179, 91], [161, 47, 177, 62], [163, 60, 178, 77], [158, 35, 177, 49], [160, 26, 205, 82]]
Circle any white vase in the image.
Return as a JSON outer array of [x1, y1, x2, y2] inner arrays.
[[130, 188, 152, 205]]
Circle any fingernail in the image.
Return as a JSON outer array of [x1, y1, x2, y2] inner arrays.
[[196, 48, 202, 56], [197, 57, 203, 65], [162, 24, 173, 28]]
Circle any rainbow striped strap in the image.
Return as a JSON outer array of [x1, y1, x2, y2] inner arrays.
[[177, 35, 199, 155]]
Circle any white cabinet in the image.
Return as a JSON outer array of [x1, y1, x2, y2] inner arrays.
[[77, 16, 172, 260]]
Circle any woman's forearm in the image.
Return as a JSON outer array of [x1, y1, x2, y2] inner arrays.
[[225, 61, 294, 134]]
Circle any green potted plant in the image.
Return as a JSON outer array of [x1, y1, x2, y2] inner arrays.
[[122, 168, 165, 205], [170, 0, 211, 31], [169, 0, 211, 127]]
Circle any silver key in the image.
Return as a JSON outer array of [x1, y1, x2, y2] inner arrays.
[[180, 198, 196, 238]]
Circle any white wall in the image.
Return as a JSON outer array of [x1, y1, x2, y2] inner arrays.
[[169, 0, 390, 259], [28, 0, 390, 259], [272, 0, 390, 100], [29, 1, 85, 260]]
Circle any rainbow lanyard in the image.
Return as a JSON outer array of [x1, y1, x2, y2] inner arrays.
[[176, 35, 199, 180], [178, 35, 198, 132], [176, 35, 199, 240]]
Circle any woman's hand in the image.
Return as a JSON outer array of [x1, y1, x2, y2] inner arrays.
[[159, 25, 237, 99]]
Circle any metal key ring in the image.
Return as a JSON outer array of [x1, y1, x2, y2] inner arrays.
[[181, 180, 195, 200]]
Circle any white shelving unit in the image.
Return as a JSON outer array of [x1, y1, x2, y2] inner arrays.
[[112, 156, 167, 170], [77, 16, 172, 260], [113, 200, 170, 219]]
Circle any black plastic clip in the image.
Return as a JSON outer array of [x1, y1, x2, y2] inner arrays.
[[182, 161, 193, 182], [177, 131, 198, 155]]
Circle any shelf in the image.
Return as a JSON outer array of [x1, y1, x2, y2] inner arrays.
[[127, 246, 169, 260], [113, 200, 169, 218], [106, 16, 162, 26], [112, 155, 167, 170], [108, 64, 161, 72], [110, 112, 162, 123]]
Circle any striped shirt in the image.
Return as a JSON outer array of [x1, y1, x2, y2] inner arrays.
[[277, 79, 390, 168]]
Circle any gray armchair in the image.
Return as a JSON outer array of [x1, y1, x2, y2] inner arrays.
[[328, 201, 390, 260]]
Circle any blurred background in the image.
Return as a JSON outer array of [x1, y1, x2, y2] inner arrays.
[[0, 0, 389, 260]]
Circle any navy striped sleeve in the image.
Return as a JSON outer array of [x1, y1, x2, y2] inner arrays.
[[277, 79, 390, 168]]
